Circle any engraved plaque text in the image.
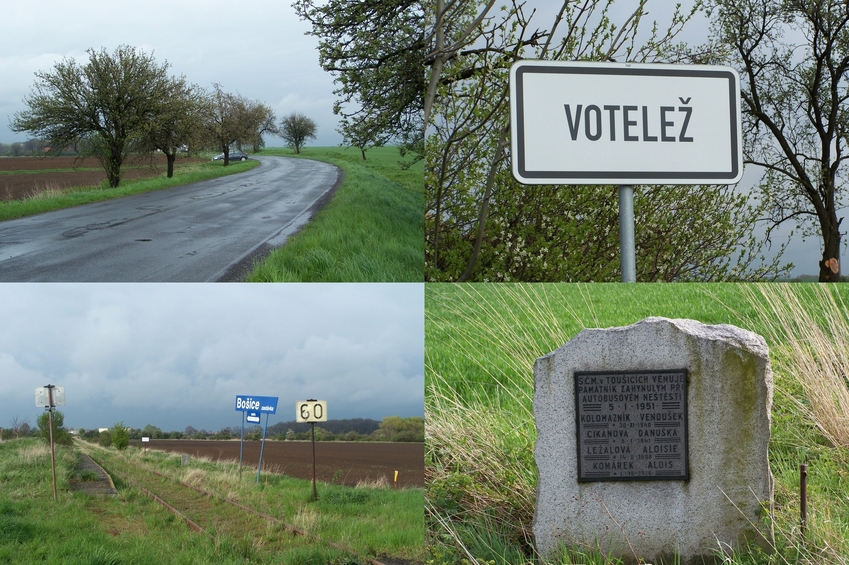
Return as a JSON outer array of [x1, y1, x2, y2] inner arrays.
[[575, 369, 688, 482]]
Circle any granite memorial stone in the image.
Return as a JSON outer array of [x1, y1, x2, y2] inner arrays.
[[533, 317, 773, 564]]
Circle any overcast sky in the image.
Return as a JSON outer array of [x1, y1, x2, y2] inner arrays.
[[0, 284, 423, 433], [0, 0, 343, 147]]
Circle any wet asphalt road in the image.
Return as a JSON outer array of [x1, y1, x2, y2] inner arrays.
[[0, 156, 341, 281]]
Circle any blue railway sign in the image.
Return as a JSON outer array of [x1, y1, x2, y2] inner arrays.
[[235, 395, 278, 414]]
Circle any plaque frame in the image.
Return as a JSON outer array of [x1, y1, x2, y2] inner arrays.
[[574, 369, 689, 483]]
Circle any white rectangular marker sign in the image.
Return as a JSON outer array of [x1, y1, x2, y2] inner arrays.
[[35, 386, 65, 407], [509, 61, 743, 185], [296, 400, 327, 423]]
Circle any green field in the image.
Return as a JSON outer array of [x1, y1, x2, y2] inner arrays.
[[0, 438, 423, 564], [426, 283, 849, 564], [247, 147, 423, 282]]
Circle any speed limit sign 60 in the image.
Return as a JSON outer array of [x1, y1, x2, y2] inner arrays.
[[296, 400, 327, 422]]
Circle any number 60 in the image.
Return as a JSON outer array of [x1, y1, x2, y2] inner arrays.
[[296, 400, 327, 422]]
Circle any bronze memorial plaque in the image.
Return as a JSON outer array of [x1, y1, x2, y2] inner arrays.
[[575, 369, 688, 482]]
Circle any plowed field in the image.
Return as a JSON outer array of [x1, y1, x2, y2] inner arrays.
[[132, 439, 425, 488], [0, 155, 205, 201]]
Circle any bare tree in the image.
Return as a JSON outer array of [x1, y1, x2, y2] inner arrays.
[[708, 0, 849, 281], [9, 416, 30, 439], [278, 112, 317, 154]]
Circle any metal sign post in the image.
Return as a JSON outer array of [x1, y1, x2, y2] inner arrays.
[[509, 60, 743, 281], [618, 185, 636, 282], [238, 411, 245, 480], [296, 399, 327, 501], [47, 388, 56, 501], [256, 412, 271, 483], [35, 385, 65, 501], [234, 395, 278, 482], [310, 422, 317, 499]]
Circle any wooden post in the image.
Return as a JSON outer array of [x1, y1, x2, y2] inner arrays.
[[800, 463, 807, 536], [311, 422, 318, 501]]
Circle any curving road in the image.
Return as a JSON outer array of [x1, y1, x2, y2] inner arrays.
[[0, 156, 341, 281]]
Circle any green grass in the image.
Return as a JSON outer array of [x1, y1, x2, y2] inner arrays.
[[95, 443, 425, 562], [0, 158, 259, 222], [246, 146, 423, 282], [0, 438, 423, 564], [425, 283, 849, 564]]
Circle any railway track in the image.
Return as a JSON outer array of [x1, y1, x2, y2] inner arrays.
[[80, 445, 392, 565]]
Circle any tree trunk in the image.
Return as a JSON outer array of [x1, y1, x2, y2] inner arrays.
[[458, 125, 509, 281], [818, 215, 842, 282], [166, 152, 176, 178], [107, 156, 121, 188]]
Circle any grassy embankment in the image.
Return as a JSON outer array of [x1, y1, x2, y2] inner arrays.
[[0, 158, 259, 222], [0, 438, 423, 564], [246, 147, 423, 282], [426, 283, 849, 564]]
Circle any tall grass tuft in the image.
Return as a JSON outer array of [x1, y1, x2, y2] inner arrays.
[[742, 284, 849, 447], [16, 443, 50, 464], [427, 284, 591, 560]]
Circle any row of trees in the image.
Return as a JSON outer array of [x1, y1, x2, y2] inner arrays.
[[0, 139, 51, 156], [8, 45, 317, 186], [67, 412, 424, 446], [8, 415, 424, 447]]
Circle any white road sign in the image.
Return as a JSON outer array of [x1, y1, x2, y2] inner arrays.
[[296, 400, 327, 423], [35, 386, 64, 408], [510, 61, 743, 185]]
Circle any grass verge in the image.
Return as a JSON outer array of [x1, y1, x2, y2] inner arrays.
[[0, 158, 259, 222], [425, 283, 849, 564], [246, 146, 423, 282]]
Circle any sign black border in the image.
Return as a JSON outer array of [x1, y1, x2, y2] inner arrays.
[[513, 64, 741, 183], [574, 369, 690, 483]]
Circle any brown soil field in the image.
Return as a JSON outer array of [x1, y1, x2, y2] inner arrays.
[[131, 440, 425, 488], [0, 155, 205, 201]]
